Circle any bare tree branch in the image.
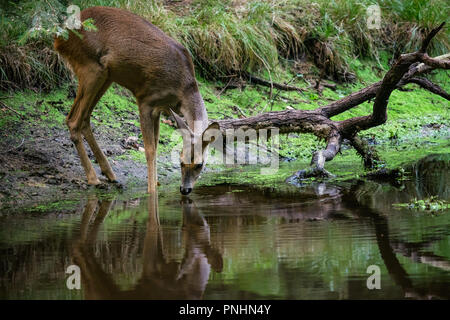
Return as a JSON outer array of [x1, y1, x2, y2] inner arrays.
[[419, 22, 446, 53], [211, 23, 449, 178], [408, 77, 450, 100]]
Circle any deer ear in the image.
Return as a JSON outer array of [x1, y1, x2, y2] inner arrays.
[[202, 122, 220, 149], [170, 109, 190, 132], [204, 121, 220, 133]]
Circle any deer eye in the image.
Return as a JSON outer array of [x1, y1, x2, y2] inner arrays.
[[195, 163, 203, 170]]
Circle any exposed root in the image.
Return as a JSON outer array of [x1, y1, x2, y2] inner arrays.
[[285, 132, 340, 184], [348, 135, 382, 169], [286, 166, 334, 184], [363, 168, 405, 184]]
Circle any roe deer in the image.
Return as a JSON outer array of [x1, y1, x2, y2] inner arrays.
[[54, 6, 218, 195], [72, 195, 222, 299]]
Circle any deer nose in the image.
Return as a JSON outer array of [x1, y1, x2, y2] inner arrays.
[[180, 186, 192, 195]]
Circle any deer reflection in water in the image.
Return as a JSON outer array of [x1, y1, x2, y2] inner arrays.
[[71, 194, 223, 299]]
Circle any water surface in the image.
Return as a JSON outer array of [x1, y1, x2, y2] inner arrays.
[[0, 154, 449, 299]]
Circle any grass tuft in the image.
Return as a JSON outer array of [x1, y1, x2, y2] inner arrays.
[[0, 0, 448, 91]]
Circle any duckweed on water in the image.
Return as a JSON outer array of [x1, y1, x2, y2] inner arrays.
[[393, 196, 450, 212]]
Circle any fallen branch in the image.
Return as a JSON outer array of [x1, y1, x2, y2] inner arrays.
[[408, 77, 450, 100], [210, 23, 449, 180], [244, 72, 304, 92]]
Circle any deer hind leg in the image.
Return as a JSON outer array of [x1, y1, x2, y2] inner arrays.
[[67, 63, 108, 185], [138, 106, 161, 193], [81, 80, 117, 182]]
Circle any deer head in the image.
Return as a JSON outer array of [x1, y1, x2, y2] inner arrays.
[[170, 109, 219, 195]]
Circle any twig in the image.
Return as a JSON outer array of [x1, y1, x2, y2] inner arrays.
[[268, 74, 302, 111], [0, 101, 23, 118], [420, 22, 446, 53], [1, 138, 25, 154], [245, 72, 304, 92], [216, 78, 233, 98], [210, 111, 233, 119], [232, 105, 248, 118]]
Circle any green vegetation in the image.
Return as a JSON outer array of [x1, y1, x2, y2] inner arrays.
[[2, 60, 448, 167], [394, 196, 450, 212], [0, 0, 449, 196], [1, 0, 449, 90], [25, 199, 80, 212], [1, 1, 449, 301], [1, 51, 448, 170], [197, 138, 450, 190]]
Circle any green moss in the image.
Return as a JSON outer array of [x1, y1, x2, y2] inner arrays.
[[1, 57, 448, 194], [25, 199, 80, 213], [198, 139, 450, 190], [0, 88, 69, 133]]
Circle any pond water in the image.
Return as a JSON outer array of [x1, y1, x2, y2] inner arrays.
[[0, 154, 449, 299]]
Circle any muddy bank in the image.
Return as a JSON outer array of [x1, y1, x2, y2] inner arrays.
[[0, 119, 180, 210], [0, 108, 448, 211]]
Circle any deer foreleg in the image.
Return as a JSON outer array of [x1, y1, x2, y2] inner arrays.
[[68, 123, 101, 185], [82, 122, 117, 182], [139, 107, 161, 193]]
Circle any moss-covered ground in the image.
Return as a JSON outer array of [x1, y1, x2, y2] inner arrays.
[[0, 55, 448, 211]]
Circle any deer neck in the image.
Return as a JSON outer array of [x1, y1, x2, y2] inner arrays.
[[180, 92, 209, 135]]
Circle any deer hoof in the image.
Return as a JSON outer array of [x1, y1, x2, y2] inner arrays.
[[101, 171, 117, 182], [87, 178, 101, 186]]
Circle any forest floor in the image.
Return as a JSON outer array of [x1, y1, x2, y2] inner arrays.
[[0, 56, 449, 211]]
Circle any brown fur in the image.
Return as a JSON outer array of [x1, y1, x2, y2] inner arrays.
[[54, 6, 211, 193]]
